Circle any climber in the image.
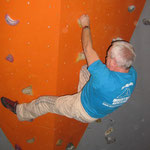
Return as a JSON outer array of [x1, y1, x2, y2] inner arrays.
[[1, 14, 137, 123]]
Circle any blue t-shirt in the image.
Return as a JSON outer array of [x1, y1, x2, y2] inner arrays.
[[81, 60, 137, 118]]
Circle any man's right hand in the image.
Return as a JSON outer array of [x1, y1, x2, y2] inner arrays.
[[79, 15, 90, 28], [79, 14, 99, 66]]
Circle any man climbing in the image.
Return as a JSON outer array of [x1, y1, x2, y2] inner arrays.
[[1, 14, 137, 123]]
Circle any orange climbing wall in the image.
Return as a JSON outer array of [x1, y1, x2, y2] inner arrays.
[[0, 0, 146, 150]]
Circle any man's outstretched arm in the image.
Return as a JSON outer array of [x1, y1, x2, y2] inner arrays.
[[79, 15, 99, 66]]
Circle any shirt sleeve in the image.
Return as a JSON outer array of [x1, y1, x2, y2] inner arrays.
[[88, 60, 111, 87]]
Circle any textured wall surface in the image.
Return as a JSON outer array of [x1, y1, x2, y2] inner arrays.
[[0, 0, 145, 150]]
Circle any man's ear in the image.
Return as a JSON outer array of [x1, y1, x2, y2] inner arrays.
[[111, 58, 117, 68]]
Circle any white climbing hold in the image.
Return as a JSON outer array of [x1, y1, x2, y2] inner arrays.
[[128, 5, 135, 12], [5, 14, 19, 26], [112, 37, 123, 42]]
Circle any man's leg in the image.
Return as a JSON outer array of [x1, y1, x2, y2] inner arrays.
[[78, 65, 90, 92], [1, 93, 96, 123], [1, 65, 92, 122], [16, 96, 58, 121], [16, 93, 85, 122]]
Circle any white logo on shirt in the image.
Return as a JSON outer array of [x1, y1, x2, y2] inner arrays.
[[102, 82, 134, 108], [121, 82, 133, 90]]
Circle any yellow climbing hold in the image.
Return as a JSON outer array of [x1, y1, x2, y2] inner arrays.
[[76, 52, 85, 62], [105, 127, 114, 136], [26, 137, 35, 143], [96, 118, 102, 123], [22, 85, 33, 96], [77, 19, 82, 28], [56, 139, 63, 146]]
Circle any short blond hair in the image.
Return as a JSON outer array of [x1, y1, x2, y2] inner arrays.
[[110, 41, 136, 69]]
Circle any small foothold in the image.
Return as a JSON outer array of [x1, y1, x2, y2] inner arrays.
[[56, 139, 63, 146], [142, 18, 150, 25], [128, 5, 135, 12], [105, 136, 116, 144], [76, 52, 85, 62], [22, 85, 33, 95], [26, 137, 35, 143], [77, 19, 82, 28], [66, 143, 76, 150], [6, 54, 14, 62], [5, 14, 19, 26], [105, 127, 114, 136], [15, 144, 22, 150], [96, 118, 102, 123]]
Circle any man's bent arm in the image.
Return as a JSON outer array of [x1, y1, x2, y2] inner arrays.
[[79, 15, 99, 66]]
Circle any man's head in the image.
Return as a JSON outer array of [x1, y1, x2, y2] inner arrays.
[[106, 41, 136, 72]]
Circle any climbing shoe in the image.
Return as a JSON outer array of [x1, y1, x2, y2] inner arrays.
[[1, 97, 18, 114]]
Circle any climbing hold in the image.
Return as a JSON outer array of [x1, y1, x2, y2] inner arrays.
[[105, 136, 116, 144], [77, 19, 82, 28], [56, 139, 63, 146], [142, 18, 150, 25], [112, 37, 123, 42], [15, 144, 22, 150], [128, 5, 135, 13], [26, 137, 35, 143], [22, 85, 33, 96], [96, 118, 102, 123], [66, 143, 76, 150], [6, 54, 14, 62], [76, 52, 85, 62], [5, 14, 19, 26], [105, 127, 114, 136]]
